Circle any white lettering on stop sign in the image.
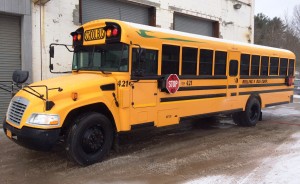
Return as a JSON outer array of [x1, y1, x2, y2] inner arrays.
[[166, 74, 180, 94], [168, 80, 178, 88]]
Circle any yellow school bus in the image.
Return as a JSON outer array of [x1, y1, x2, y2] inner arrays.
[[3, 19, 295, 165]]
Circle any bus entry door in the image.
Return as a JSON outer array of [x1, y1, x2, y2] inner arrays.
[[228, 51, 240, 97]]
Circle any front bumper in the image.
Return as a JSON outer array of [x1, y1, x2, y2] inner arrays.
[[3, 120, 61, 151]]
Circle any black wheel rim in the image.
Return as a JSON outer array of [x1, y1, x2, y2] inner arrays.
[[250, 104, 259, 121], [81, 125, 104, 154]]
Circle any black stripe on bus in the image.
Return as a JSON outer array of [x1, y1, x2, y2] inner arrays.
[[228, 85, 237, 89], [160, 93, 227, 103], [265, 101, 290, 107], [178, 85, 227, 91], [131, 122, 154, 130], [131, 75, 228, 80], [180, 108, 243, 121], [239, 83, 286, 88], [239, 88, 293, 95], [240, 75, 287, 79], [231, 93, 237, 96], [179, 75, 227, 79]]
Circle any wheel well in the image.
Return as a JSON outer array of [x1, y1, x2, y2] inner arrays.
[[61, 103, 116, 136], [247, 94, 262, 108]]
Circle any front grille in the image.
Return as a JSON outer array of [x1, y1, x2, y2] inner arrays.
[[7, 97, 29, 125]]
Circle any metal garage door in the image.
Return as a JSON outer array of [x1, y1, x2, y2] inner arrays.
[[0, 14, 21, 122], [174, 14, 214, 36], [82, 0, 150, 25]]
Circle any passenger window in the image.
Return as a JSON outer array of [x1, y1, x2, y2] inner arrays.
[[199, 49, 213, 75], [162, 45, 180, 74], [279, 58, 288, 76], [214, 51, 227, 75], [240, 54, 250, 75], [251, 55, 260, 76], [182, 47, 197, 75], [229, 60, 238, 76], [132, 48, 158, 75], [270, 57, 279, 75], [288, 59, 295, 76], [260, 56, 269, 76]]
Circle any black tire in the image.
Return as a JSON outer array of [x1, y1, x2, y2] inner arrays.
[[66, 112, 114, 166], [238, 97, 261, 127], [232, 112, 242, 125]]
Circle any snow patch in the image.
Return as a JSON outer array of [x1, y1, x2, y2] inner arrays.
[[293, 95, 300, 99], [184, 175, 234, 184], [263, 107, 300, 116]]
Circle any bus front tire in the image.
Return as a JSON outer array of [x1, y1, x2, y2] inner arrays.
[[66, 112, 113, 166], [233, 97, 261, 127]]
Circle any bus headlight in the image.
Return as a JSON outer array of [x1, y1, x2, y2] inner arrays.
[[26, 113, 60, 126]]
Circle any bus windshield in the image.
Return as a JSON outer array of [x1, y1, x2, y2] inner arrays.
[[72, 43, 129, 72]]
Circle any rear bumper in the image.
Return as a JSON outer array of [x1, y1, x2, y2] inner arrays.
[[3, 120, 61, 151]]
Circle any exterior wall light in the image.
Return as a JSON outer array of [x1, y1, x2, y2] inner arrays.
[[234, 3, 242, 9]]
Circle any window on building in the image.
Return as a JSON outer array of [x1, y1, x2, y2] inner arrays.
[[260, 56, 269, 76], [214, 51, 227, 75], [240, 54, 250, 75], [279, 58, 288, 76], [132, 48, 158, 76], [161, 45, 180, 74], [182, 47, 198, 75], [251, 55, 260, 76], [288, 59, 295, 76], [199, 49, 213, 75], [270, 57, 279, 75]]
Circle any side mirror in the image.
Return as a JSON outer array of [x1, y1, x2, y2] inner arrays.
[[12, 70, 29, 84], [50, 46, 54, 58]]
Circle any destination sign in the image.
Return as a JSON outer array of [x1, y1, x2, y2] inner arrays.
[[84, 28, 105, 41]]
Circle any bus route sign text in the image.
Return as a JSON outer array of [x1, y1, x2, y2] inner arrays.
[[84, 28, 105, 41]]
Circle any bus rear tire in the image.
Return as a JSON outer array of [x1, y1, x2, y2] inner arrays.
[[66, 112, 113, 166], [235, 97, 261, 127]]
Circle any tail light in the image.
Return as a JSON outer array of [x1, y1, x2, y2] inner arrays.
[[286, 76, 294, 86]]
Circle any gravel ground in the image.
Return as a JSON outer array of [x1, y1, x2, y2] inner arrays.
[[1, 99, 300, 184]]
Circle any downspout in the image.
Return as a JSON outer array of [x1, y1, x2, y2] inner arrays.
[[39, 0, 43, 80]]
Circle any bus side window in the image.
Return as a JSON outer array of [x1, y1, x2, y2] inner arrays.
[[270, 57, 279, 75], [260, 56, 269, 76], [288, 59, 295, 76], [251, 55, 260, 76], [132, 48, 158, 75], [229, 60, 238, 76], [240, 54, 250, 76], [162, 45, 180, 75], [279, 58, 288, 76], [214, 51, 227, 76], [182, 47, 197, 75], [199, 49, 213, 75]]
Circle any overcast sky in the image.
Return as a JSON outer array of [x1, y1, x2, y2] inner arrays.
[[255, 0, 300, 19]]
